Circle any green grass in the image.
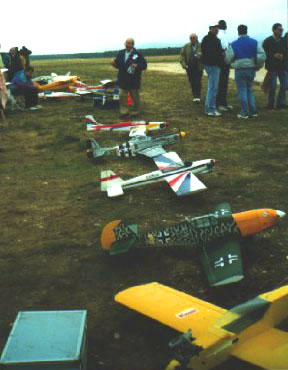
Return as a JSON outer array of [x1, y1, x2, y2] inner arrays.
[[0, 57, 287, 370]]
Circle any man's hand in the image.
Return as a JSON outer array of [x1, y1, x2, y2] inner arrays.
[[130, 63, 137, 69], [274, 53, 283, 60]]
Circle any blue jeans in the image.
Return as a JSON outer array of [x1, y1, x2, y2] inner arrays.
[[235, 68, 257, 116], [204, 65, 220, 113], [268, 70, 287, 108]]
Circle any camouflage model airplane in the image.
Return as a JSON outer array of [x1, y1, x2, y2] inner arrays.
[[86, 130, 186, 159], [85, 115, 171, 136], [101, 203, 285, 286], [115, 283, 288, 370], [100, 152, 218, 198]]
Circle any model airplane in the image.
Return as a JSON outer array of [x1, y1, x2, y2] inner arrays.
[[101, 152, 217, 198], [38, 91, 79, 99], [33, 73, 115, 96], [86, 130, 185, 159], [116, 282, 288, 370], [33, 73, 79, 92], [101, 203, 285, 286], [86, 115, 171, 136]]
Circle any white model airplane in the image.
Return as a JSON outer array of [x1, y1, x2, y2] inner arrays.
[[101, 152, 219, 197]]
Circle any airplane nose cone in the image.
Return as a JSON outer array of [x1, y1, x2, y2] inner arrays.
[[276, 210, 286, 218], [213, 159, 220, 164]]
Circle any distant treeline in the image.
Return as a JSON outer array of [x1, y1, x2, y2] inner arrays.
[[30, 47, 181, 60]]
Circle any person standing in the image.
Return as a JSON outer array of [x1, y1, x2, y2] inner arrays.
[[226, 25, 266, 119], [9, 66, 41, 110], [19, 46, 32, 70], [179, 34, 203, 103], [201, 22, 224, 116], [112, 38, 147, 117], [216, 20, 232, 111], [3, 47, 22, 81], [263, 23, 287, 109]]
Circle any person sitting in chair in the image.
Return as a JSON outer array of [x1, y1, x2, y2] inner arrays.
[[9, 66, 41, 110]]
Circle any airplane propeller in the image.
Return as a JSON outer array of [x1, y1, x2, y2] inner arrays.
[[177, 125, 186, 142]]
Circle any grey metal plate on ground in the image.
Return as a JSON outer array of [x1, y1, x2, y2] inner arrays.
[[0, 310, 87, 369]]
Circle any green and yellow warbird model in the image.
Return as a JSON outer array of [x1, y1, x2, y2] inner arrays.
[[116, 283, 288, 370]]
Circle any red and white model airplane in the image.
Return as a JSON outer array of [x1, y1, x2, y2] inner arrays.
[[85, 115, 171, 136]]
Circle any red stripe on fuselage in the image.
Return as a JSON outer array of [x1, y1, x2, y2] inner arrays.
[[100, 174, 119, 182]]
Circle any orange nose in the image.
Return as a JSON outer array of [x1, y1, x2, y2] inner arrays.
[[101, 220, 121, 250], [232, 209, 279, 236]]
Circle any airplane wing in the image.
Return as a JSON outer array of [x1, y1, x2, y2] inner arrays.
[[115, 282, 226, 337], [199, 239, 244, 286], [153, 152, 184, 171], [165, 172, 207, 196], [138, 145, 167, 158], [129, 125, 147, 137], [232, 328, 288, 369]]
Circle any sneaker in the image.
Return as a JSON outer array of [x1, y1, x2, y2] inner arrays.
[[208, 111, 222, 117], [193, 98, 201, 103], [237, 114, 249, 119], [27, 106, 40, 111]]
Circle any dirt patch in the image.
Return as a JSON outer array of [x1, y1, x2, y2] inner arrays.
[[149, 62, 267, 83]]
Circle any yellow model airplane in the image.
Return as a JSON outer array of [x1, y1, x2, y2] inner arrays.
[[116, 283, 288, 369]]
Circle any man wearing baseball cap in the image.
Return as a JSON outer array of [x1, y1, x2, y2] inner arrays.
[[201, 22, 225, 116]]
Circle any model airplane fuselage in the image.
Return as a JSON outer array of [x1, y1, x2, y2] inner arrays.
[[101, 204, 285, 286], [86, 131, 185, 159], [101, 154, 217, 197], [115, 283, 288, 370], [86, 115, 170, 134]]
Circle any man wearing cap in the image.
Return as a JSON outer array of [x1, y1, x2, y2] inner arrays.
[[179, 34, 203, 102], [112, 38, 147, 117], [216, 20, 232, 111], [201, 22, 224, 116]]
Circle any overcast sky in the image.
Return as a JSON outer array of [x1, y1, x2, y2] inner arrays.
[[1, 0, 287, 55]]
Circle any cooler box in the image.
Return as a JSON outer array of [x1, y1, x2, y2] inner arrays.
[[93, 87, 119, 107], [0, 310, 87, 370]]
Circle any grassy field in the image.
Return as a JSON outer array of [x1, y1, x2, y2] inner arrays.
[[0, 56, 287, 370]]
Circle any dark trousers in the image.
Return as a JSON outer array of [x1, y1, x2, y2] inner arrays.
[[268, 70, 287, 108], [13, 87, 38, 108], [186, 67, 203, 98], [216, 65, 230, 107]]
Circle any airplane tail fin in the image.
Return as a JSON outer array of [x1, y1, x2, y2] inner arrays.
[[101, 220, 139, 255], [86, 138, 107, 158], [100, 170, 124, 197], [85, 115, 100, 125]]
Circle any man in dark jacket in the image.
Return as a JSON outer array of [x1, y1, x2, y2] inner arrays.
[[112, 38, 147, 117], [263, 23, 287, 109], [201, 22, 224, 116], [3, 47, 22, 81]]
